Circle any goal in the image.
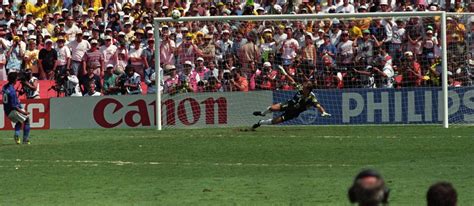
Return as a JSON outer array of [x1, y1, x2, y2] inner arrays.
[[152, 11, 471, 130]]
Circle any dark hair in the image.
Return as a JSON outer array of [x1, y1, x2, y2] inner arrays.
[[348, 169, 390, 206], [7, 72, 18, 83], [427, 182, 457, 206]]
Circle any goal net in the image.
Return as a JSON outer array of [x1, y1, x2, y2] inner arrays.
[[153, 12, 473, 130]]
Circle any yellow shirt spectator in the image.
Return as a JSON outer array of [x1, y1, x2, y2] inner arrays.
[[349, 26, 362, 40], [356, 18, 372, 31], [26, 2, 48, 19]]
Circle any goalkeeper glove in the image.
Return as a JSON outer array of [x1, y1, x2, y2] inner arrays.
[[321, 112, 331, 117]]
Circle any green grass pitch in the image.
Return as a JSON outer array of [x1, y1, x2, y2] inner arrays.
[[0, 126, 473, 205]]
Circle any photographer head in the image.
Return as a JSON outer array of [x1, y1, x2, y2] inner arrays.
[[23, 69, 33, 81], [427, 182, 457, 206], [348, 169, 390, 206]]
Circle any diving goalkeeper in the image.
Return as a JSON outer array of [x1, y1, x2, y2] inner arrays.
[[252, 67, 331, 130]]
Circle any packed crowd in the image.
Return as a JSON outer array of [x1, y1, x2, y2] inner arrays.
[[0, 0, 473, 98]]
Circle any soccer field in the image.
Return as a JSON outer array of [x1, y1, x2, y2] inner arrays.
[[0, 126, 472, 205]]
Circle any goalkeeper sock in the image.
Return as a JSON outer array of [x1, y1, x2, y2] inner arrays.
[[260, 119, 273, 125], [261, 107, 272, 116]]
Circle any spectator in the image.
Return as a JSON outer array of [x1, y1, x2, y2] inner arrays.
[[0, 45, 5, 80], [405, 17, 424, 57], [318, 34, 337, 62], [128, 37, 146, 78], [63, 68, 82, 97], [38, 39, 57, 80], [230, 68, 249, 92], [68, 31, 90, 76], [427, 182, 457, 206], [215, 29, 233, 64], [24, 36, 39, 77], [100, 35, 117, 66], [163, 64, 179, 94], [337, 30, 354, 68], [82, 39, 104, 77], [399, 51, 422, 87], [19, 69, 39, 99], [6, 36, 23, 74], [280, 26, 299, 67], [348, 169, 390, 206], [177, 33, 203, 71], [159, 31, 175, 66], [301, 33, 317, 68], [201, 34, 216, 63], [239, 30, 260, 75], [372, 55, 395, 88], [80, 66, 101, 95], [55, 36, 70, 76], [354, 30, 380, 65], [83, 79, 102, 97], [103, 64, 120, 95], [179, 61, 200, 93]]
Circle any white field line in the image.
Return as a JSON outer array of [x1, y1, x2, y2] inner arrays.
[[0, 158, 354, 168], [132, 135, 469, 139]]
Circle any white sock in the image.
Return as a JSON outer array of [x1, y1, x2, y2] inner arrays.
[[259, 119, 273, 125], [262, 107, 272, 115]]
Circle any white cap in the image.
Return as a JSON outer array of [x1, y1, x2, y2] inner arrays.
[[90, 39, 98, 44], [380, 0, 388, 5], [83, 32, 91, 36], [184, 60, 193, 66], [404, 51, 413, 56], [146, 23, 153, 28], [107, 64, 114, 68], [274, 5, 282, 12], [222, 30, 230, 34], [21, 27, 28, 32], [263, 62, 271, 67], [263, 28, 272, 33], [162, 6, 169, 9], [196, 57, 204, 61], [45, 39, 53, 44], [359, 5, 367, 10], [118, 31, 125, 36], [147, 30, 153, 35], [28, 35, 37, 40], [105, 35, 112, 40]]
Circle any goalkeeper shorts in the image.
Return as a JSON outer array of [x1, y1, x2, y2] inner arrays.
[[8, 110, 28, 123]]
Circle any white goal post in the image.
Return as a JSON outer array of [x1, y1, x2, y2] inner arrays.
[[153, 12, 449, 130]]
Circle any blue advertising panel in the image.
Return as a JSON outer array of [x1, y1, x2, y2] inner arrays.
[[273, 87, 474, 125]]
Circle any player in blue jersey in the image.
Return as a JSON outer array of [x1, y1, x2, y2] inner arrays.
[[252, 68, 331, 130], [2, 72, 31, 144]]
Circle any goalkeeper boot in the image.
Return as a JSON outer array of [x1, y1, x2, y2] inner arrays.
[[252, 121, 262, 130], [14, 136, 20, 145], [253, 111, 265, 116]]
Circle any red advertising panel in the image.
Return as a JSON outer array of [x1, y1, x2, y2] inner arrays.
[[0, 99, 50, 130]]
